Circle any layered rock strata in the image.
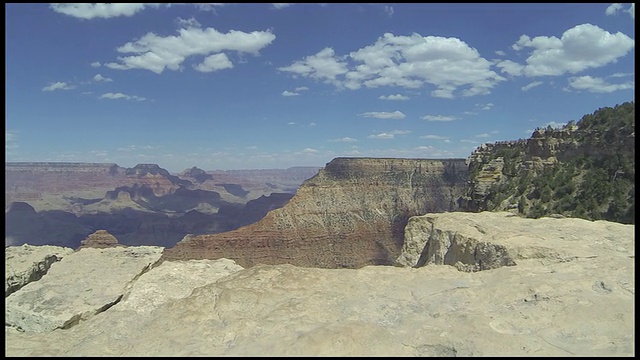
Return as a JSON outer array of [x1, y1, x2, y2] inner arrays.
[[5, 213, 634, 356], [5, 244, 74, 297], [162, 157, 468, 268], [78, 230, 122, 249]]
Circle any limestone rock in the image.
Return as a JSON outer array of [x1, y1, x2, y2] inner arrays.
[[115, 258, 243, 314], [5, 244, 74, 297], [5, 246, 163, 332], [397, 211, 634, 270], [78, 230, 122, 249], [5, 214, 634, 356]]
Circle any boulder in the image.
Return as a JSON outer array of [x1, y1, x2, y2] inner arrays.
[[5, 244, 74, 297]]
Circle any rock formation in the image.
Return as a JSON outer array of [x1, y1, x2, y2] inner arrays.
[[5, 244, 74, 297], [162, 157, 468, 268], [78, 230, 122, 249], [5, 212, 634, 356], [5, 246, 164, 332], [460, 101, 634, 224]]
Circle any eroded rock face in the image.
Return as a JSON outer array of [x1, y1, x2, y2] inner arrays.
[[5, 213, 634, 356], [78, 230, 122, 249], [162, 157, 468, 268], [396, 211, 635, 271], [5, 246, 163, 332], [5, 244, 74, 297]]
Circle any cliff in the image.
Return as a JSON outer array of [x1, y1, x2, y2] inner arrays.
[[162, 157, 468, 268], [459, 101, 635, 224], [5, 213, 634, 356]]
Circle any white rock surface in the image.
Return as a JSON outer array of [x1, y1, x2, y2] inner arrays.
[[4, 213, 635, 356], [5, 246, 163, 332], [5, 244, 74, 296]]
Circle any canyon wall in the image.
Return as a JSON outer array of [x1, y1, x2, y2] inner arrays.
[[162, 157, 468, 268]]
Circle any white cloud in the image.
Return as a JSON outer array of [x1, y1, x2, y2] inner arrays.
[[271, 3, 292, 9], [100, 92, 147, 101], [378, 94, 409, 100], [495, 50, 506, 56], [367, 132, 395, 139], [628, 4, 635, 18], [50, 3, 152, 19], [105, 25, 275, 74], [42, 81, 76, 91], [495, 59, 524, 76], [287, 121, 297, 125], [194, 53, 234, 72], [91, 61, 101, 68], [510, 24, 634, 77], [420, 134, 449, 140], [609, 72, 633, 78], [358, 111, 406, 119], [93, 74, 113, 82], [479, 102, 494, 111], [389, 129, 411, 135], [521, 81, 543, 91], [280, 32, 505, 97], [567, 75, 634, 93], [278, 47, 349, 87], [605, 3, 624, 15], [302, 147, 318, 153], [308, 122, 317, 127], [294, 86, 309, 91], [6, 131, 18, 152], [329, 137, 358, 142], [282, 90, 300, 96], [384, 5, 394, 16], [421, 114, 457, 121]]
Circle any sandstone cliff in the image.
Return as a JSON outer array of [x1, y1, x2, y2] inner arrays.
[[460, 101, 634, 224], [162, 157, 468, 268], [5, 213, 634, 356]]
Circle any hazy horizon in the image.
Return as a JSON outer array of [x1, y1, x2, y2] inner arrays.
[[6, 3, 635, 172]]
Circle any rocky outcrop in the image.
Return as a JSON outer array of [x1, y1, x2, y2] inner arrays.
[[459, 102, 635, 223], [5, 246, 163, 332], [162, 157, 468, 268], [5, 213, 634, 356], [5, 244, 74, 297], [78, 230, 122, 249], [396, 211, 634, 271], [178, 166, 214, 184]]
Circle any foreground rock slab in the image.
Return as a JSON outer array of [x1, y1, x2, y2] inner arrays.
[[5, 244, 74, 297], [5, 213, 634, 356], [5, 246, 163, 332]]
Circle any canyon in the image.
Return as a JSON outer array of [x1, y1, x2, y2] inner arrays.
[[5, 212, 634, 356]]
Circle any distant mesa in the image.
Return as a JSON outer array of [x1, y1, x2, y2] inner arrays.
[[217, 183, 249, 198], [79, 230, 123, 249]]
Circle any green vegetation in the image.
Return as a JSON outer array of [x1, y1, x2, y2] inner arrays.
[[466, 102, 634, 224]]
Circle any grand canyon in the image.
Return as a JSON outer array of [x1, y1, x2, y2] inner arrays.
[[5, 102, 635, 356]]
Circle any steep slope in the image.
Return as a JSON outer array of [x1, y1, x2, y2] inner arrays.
[[162, 158, 468, 268], [459, 101, 634, 224]]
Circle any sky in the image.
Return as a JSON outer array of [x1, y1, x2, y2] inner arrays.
[[5, 3, 635, 172]]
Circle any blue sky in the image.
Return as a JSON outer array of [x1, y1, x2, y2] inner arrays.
[[5, 3, 635, 172]]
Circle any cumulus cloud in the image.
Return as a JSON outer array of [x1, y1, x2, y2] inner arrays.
[[421, 114, 457, 121], [302, 147, 318, 153], [100, 92, 146, 101], [567, 75, 634, 93], [282, 90, 299, 96], [105, 24, 275, 74], [42, 81, 76, 91], [420, 134, 449, 140], [358, 111, 406, 119], [521, 81, 543, 91], [194, 53, 234, 72], [50, 3, 153, 19], [91, 61, 101, 68], [495, 50, 506, 56], [367, 132, 395, 139], [378, 94, 409, 100], [509, 23, 634, 77], [278, 48, 349, 87], [329, 137, 358, 142], [604, 3, 633, 16], [93, 74, 113, 82], [295, 86, 309, 92], [280, 32, 505, 97]]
